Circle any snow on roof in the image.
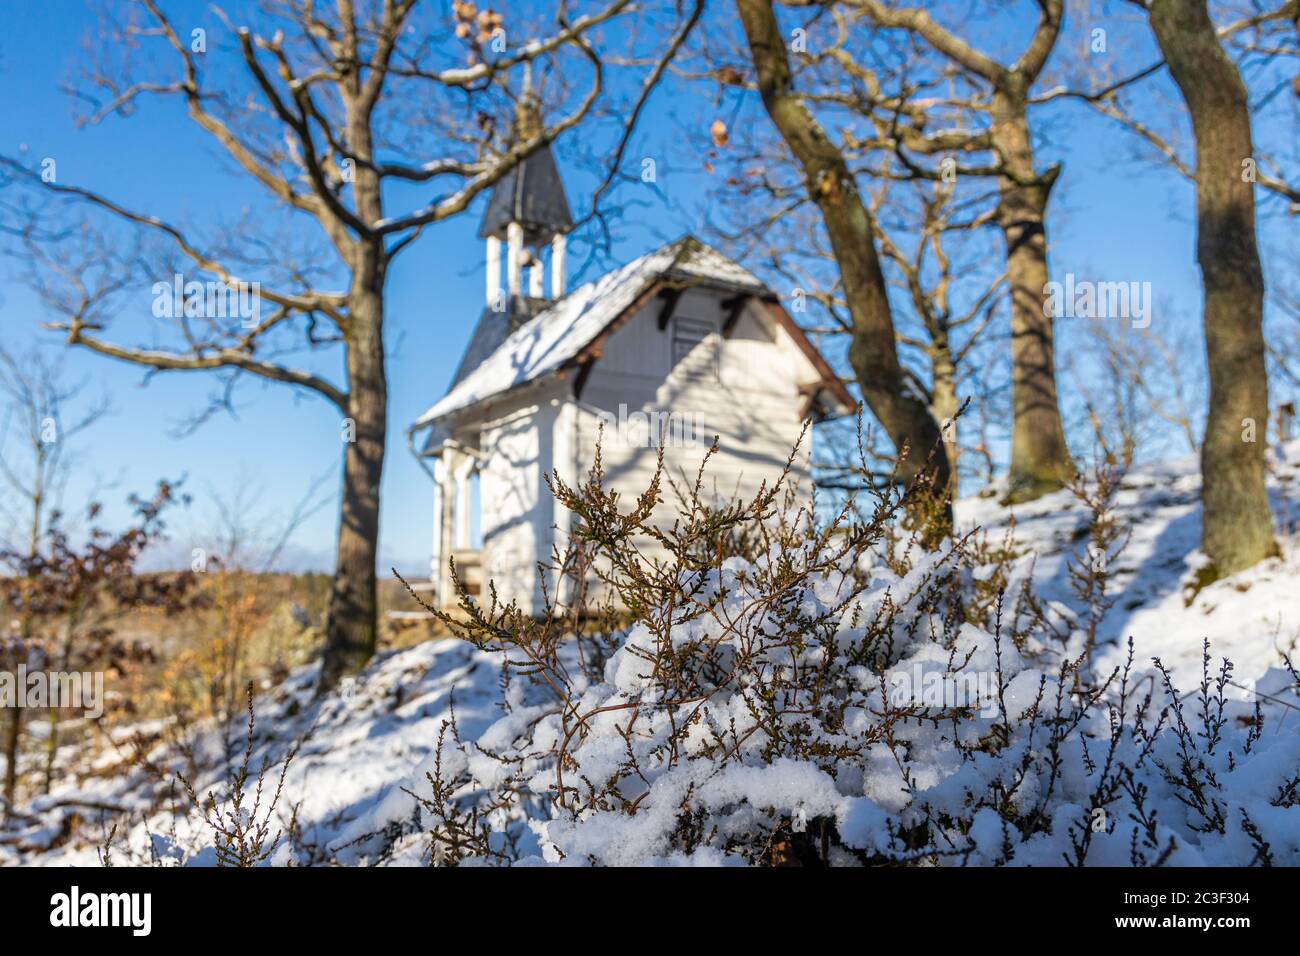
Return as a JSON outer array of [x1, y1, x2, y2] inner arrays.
[[665, 242, 768, 291], [411, 237, 766, 432]]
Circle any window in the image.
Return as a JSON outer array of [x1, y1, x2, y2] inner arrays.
[[672, 317, 717, 380]]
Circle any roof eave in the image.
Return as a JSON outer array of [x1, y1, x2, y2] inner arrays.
[[411, 371, 568, 448]]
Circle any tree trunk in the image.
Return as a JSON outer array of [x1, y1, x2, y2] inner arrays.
[[991, 92, 1073, 501], [1149, 0, 1277, 577], [2, 706, 21, 815], [931, 347, 960, 480], [736, 0, 952, 519], [319, 262, 388, 691]]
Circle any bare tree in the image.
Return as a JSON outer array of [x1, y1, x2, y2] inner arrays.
[[871, 182, 1005, 480], [1033, 0, 1293, 569], [733, 0, 952, 528], [701, 158, 1004, 492], [1066, 312, 1203, 465], [1046, 2, 1299, 212], [1, 0, 678, 689], [1136, 0, 1279, 576], [830, 0, 1074, 500], [0, 346, 108, 806], [0, 347, 108, 559]]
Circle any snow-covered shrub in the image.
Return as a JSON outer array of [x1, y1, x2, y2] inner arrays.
[[415, 442, 1300, 866], [87, 681, 303, 867], [174, 684, 299, 867]]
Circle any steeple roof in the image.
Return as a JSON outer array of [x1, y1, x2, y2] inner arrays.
[[477, 91, 574, 244]]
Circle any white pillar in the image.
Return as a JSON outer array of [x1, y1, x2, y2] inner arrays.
[[486, 235, 501, 308], [507, 222, 523, 297], [551, 233, 566, 298], [454, 456, 475, 550], [529, 260, 544, 298], [436, 452, 456, 606], [430, 460, 442, 583]]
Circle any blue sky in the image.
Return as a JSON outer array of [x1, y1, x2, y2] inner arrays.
[[0, 0, 1290, 574]]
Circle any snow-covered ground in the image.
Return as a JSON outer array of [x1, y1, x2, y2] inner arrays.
[[4, 442, 1299, 866], [957, 443, 1300, 692]]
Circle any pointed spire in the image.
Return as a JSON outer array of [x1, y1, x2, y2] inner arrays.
[[477, 78, 573, 247], [479, 70, 574, 307], [515, 62, 542, 143]]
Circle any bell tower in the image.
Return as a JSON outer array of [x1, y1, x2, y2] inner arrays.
[[480, 82, 574, 317]]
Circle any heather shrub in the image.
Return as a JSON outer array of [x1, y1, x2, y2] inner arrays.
[[410, 438, 1300, 866], [95, 683, 301, 868]]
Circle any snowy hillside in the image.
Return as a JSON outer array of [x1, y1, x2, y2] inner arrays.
[[0, 638, 506, 866], [958, 442, 1300, 693], [6, 442, 1300, 867]]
